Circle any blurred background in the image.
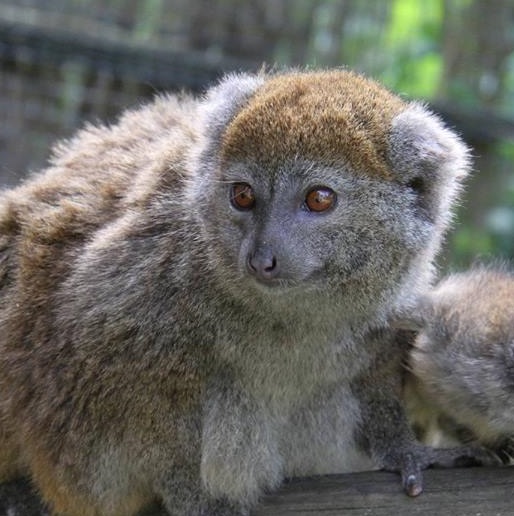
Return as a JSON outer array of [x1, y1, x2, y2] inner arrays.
[[0, 0, 513, 269]]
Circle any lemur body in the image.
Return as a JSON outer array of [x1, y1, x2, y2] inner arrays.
[[0, 70, 476, 515], [405, 265, 514, 456]]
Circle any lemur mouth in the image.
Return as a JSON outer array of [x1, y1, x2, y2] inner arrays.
[[248, 270, 326, 296], [247, 275, 305, 295]]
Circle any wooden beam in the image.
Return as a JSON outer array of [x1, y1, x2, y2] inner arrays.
[[253, 467, 514, 516], [0, 467, 513, 514]]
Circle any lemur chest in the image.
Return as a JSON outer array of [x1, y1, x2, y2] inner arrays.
[[252, 330, 375, 472], [279, 382, 376, 476], [229, 324, 370, 406], [203, 325, 376, 488]]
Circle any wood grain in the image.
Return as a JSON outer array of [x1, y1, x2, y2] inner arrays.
[[254, 467, 514, 515]]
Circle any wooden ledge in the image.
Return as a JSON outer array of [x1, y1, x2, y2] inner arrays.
[[1, 467, 512, 514], [254, 467, 514, 515]]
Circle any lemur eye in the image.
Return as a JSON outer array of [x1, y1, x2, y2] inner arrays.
[[230, 182, 255, 210], [305, 187, 336, 212]]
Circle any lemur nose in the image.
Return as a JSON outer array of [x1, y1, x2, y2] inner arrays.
[[247, 246, 279, 281]]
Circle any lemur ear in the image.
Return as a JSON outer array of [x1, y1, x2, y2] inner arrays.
[[202, 73, 265, 143], [389, 103, 470, 184], [388, 103, 471, 223]]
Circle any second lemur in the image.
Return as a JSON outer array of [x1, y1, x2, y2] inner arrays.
[[404, 265, 514, 457]]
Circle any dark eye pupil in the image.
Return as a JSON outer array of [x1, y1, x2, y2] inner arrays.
[[231, 183, 255, 210], [305, 187, 336, 212]]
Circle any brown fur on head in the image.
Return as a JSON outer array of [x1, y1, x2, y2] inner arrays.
[[221, 70, 406, 178]]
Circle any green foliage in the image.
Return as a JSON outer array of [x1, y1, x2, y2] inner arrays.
[[133, 0, 164, 43], [380, 0, 443, 98], [450, 226, 498, 266], [482, 143, 514, 257], [504, 53, 514, 117]]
